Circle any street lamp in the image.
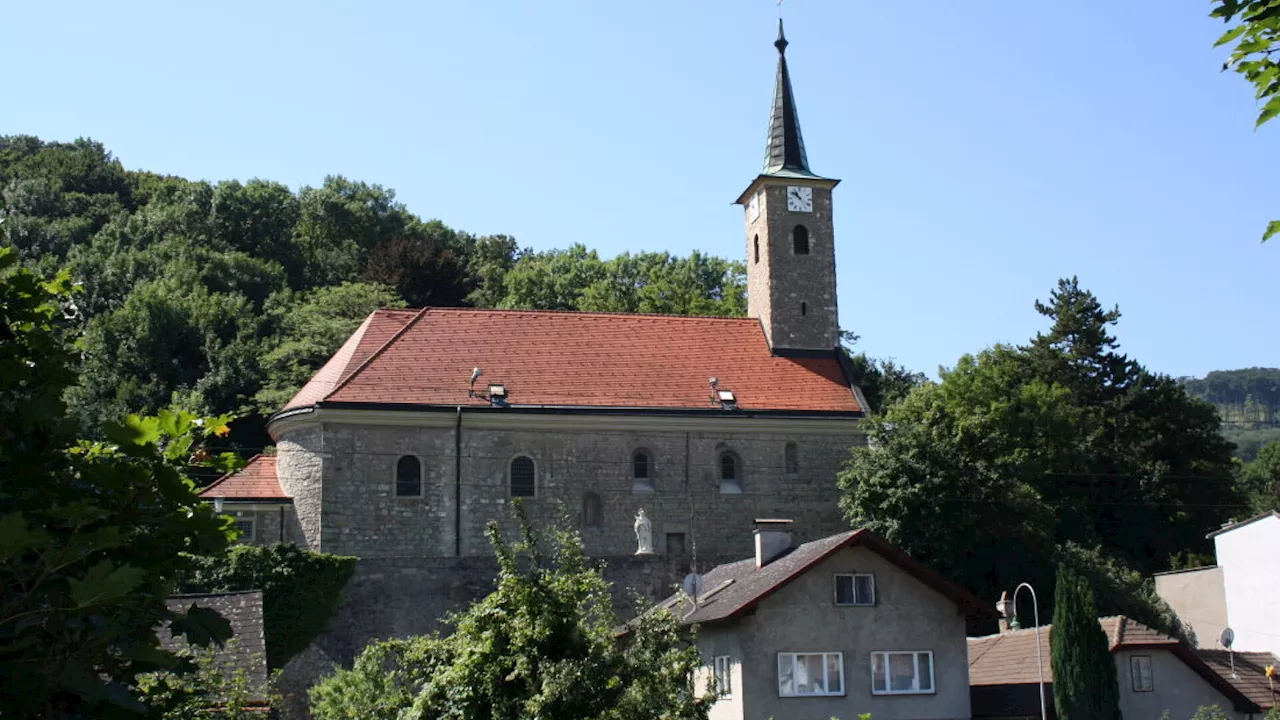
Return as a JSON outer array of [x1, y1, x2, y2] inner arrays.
[[996, 583, 1047, 720]]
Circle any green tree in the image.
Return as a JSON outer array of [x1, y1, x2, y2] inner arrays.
[[137, 638, 275, 719], [308, 636, 446, 720], [316, 506, 714, 720], [1211, 0, 1280, 240], [498, 243, 609, 311], [839, 279, 1239, 628], [1239, 440, 1280, 511], [1051, 565, 1122, 720], [254, 281, 405, 413], [0, 247, 238, 718]]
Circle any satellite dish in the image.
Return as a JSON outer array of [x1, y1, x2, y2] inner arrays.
[[682, 573, 705, 599], [1219, 628, 1235, 649]]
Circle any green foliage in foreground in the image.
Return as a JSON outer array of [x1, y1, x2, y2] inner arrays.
[[1051, 565, 1121, 720], [180, 544, 357, 671], [0, 246, 238, 718], [1211, 0, 1280, 241], [310, 507, 714, 720]]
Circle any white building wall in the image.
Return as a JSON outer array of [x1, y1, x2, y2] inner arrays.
[[1213, 513, 1280, 656]]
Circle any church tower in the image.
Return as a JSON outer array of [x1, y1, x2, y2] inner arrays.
[[735, 20, 841, 354]]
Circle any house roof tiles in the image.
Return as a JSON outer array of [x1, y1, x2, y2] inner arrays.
[[283, 308, 862, 415], [199, 455, 288, 502], [652, 528, 995, 626], [1197, 650, 1277, 709], [163, 590, 269, 701]]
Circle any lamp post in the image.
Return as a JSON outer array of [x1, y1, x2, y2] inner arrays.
[[996, 583, 1047, 720]]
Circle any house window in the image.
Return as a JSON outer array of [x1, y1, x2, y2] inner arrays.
[[793, 225, 810, 255], [871, 651, 934, 695], [784, 442, 799, 474], [395, 455, 422, 497], [666, 532, 686, 555], [778, 652, 844, 697], [834, 573, 875, 606], [719, 452, 742, 494], [633, 450, 653, 492], [234, 518, 255, 543], [510, 456, 536, 497], [714, 655, 733, 698], [1130, 655, 1154, 692], [753, 235, 760, 264], [582, 491, 602, 528]]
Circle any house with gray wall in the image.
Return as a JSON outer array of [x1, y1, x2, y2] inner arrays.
[[654, 521, 995, 720]]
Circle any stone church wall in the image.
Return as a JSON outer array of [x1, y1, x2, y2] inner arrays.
[[275, 413, 863, 559]]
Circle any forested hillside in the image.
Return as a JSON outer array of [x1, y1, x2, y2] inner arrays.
[[0, 136, 748, 448], [1180, 367, 1280, 461]]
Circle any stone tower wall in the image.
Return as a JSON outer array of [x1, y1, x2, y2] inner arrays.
[[745, 180, 839, 351]]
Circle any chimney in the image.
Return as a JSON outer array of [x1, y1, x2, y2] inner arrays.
[[754, 519, 794, 568]]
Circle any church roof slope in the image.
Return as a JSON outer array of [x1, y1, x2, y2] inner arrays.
[[283, 307, 863, 415]]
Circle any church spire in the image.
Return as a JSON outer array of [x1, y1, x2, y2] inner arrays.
[[764, 19, 814, 177]]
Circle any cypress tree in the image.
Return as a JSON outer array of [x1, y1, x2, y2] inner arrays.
[[1051, 564, 1122, 720]]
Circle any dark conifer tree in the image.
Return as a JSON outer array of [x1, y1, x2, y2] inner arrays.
[[1051, 565, 1122, 720]]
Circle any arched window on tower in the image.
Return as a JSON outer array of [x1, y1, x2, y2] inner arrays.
[[510, 456, 536, 498], [801, 302, 808, 317], [633, 450, 654, 493], [754, 235, 760, 264], [719, 451, 743, 494], [395, 455, 422, 497], [793, 225, 810, 255], [582, 491, 603, 528], [784, 442, 799, 475]]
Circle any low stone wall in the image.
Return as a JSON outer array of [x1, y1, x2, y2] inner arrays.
[[276, 553, 740, 718]]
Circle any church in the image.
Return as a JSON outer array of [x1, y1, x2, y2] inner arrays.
[[200, 21, 868, 560]]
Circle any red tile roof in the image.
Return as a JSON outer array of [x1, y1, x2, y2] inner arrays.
[[968, 617, 1260, 713], [283, 308, 862, 414], [199, 455, 288, 502], [1197, 650, 1277, 710]]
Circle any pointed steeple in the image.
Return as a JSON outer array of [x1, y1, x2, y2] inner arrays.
[[764, 19, 814, 177]]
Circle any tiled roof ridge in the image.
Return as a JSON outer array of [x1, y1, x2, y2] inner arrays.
[[324, 306, 432, 401], [394, 305, 768, 325]]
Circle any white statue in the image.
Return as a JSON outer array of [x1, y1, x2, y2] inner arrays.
[[634, 509, 654, 555]]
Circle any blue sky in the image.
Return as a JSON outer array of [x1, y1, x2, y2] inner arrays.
[[3, 1, 1276, 379]]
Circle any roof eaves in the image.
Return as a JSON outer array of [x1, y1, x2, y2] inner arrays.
[[1171, 645, 1262, 713], [1206, 510, 1280, 538]]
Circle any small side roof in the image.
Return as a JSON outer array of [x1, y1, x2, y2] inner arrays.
[[163, 590, 269, 702], [1207, 510, 1280, 538], [1197, 650, 1277, 710], [655, 528, 997, 626], [199, 455, 289, 503]]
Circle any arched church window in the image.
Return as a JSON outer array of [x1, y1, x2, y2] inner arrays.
[[801, 302, 807, 317], [784, 442, 799, 474], [633, 450, 654, 493], [395, 455, 422, 497], [510, 456, 536, 498], [754, 235, 760, 264], [583, 491, 603, 528], [719, 451, 743, 494], [793, 225, 810, 255]]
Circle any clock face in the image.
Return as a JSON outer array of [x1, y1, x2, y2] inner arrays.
[[747, 192, 760, 222], [786, 186, 813, 212]]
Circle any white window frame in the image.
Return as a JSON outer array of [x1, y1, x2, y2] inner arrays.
[[713, 655, 732, 698], [777, 652, 845, 697], [1130, 654, 1154, 692], [871, 650, 935, 695], [834, 573, 876, 606]]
